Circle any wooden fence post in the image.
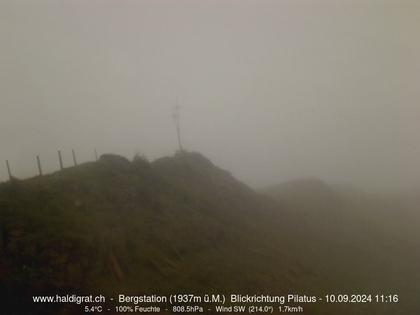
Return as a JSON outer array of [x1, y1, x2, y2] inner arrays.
[[72, 149, 77, 166], [5, 160, 12, 180], [58, 150, 63, 170], [36, 155, 43, 176]]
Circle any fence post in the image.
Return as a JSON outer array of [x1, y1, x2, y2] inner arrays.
[[5, 160, 12, 180], [58, 150, 63, 170], [72, 149, 77, 166], [36, 155, 43, 176]]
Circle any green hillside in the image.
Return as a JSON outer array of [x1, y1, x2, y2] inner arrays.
[[262, 179, 420, 315], [0, 152, 295, 314], [0, 152, 418, 314]]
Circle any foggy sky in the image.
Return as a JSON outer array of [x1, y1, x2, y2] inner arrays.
[[1, 0, 419, 192]]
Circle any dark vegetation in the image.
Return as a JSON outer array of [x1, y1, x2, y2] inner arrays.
[[0, 151, 418, 314]]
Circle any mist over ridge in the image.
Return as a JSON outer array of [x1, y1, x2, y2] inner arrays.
[[1, 1, 420, 314], [1, 0, 419, 193]]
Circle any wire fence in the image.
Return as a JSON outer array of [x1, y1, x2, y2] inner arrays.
[[3, 149, 99, 182]]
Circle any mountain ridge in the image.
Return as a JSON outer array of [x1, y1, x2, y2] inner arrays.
[[0, 151, 418, 314]]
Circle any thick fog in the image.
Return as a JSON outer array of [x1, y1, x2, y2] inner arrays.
[[1, 0, 419, 192]]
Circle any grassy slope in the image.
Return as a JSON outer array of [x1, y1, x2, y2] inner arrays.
[[0, 152, 418, 314], [263, 179, 420, 315], [0, 152, 298, 314]]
